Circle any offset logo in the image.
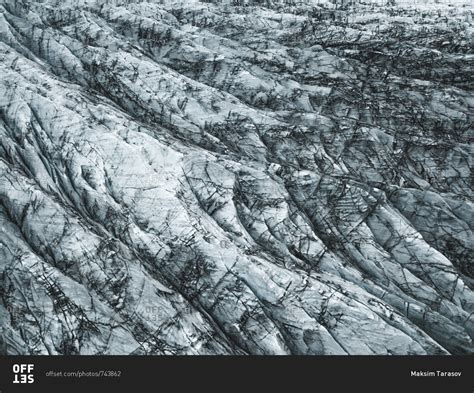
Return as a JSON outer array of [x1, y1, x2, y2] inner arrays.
[[12, 364, 34, 384]]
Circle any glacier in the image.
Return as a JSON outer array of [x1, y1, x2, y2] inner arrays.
[[0, 0, 472, 355]]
